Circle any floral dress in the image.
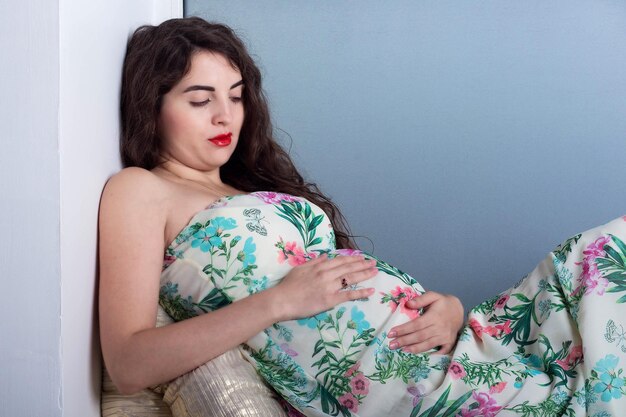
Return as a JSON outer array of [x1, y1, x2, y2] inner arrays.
[[159, 192, 626, 416]]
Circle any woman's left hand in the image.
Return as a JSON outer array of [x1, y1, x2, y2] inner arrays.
[[387, 291, 464, 354]]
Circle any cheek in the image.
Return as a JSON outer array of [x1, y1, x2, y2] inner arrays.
[[159, 108, 192, 142], [235, 107, 245, 133]]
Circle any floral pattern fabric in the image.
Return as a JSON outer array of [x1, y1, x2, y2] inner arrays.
[[159, 192, 626, 416]]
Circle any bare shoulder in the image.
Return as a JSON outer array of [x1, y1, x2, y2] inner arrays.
[[103, 167, 164, 200], [99, 167, 169, 235]]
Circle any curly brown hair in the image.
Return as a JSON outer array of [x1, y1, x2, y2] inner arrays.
[[120, 17, 354, 249]]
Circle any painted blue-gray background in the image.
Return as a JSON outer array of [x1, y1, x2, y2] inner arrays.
[[185, 1, 626, 309]]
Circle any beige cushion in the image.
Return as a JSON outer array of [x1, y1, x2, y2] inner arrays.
[[163, 348, 288, 417], [101, 306, 288, 417]]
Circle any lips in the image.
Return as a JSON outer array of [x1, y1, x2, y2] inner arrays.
[[208, 132, 232, 147]]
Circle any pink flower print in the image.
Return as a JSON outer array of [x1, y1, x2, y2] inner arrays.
[[350, 374, 370, 395], [480, 320, 511, 338], [163, 254, 177, 269], [482, 325, 499, 337], [468, 318, 484, 339], [497, 320, 512, 335], [583, 236, 611, 260], [586, 276, 609, 296], [276, 239, 316, 266], [556, 345, 584, 370], [344, 361, 361, 377], [338, 392, 359, 412], [448, 361, 466, 379], [254, 191, 300, 205], [407, 385, 426, 407], [388, 286, 421, 319], [460, 392, 502, 417], [489, 381, 507, 394], [335, 248, 363, 257], [280, 343, 298, 357], [495, 294, 509, 309], [569, 345, 583, 362], [473, 392, 502, 416], [579, 259, 608, 295], [555, 358, 571, 370]]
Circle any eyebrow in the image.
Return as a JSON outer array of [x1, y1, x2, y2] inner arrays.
[[183, 80, 244, 93]]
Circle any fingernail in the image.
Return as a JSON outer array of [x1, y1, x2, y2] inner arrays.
[[389, 341, 398, 349], [388, 330, 397, 338]]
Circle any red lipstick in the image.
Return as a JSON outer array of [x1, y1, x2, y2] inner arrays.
[[208, 132, 232, 147]]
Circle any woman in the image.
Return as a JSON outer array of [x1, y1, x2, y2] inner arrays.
[[100, 17, 463, 416], [101, 17, 626, 417]]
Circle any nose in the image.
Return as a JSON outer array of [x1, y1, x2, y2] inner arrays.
[[211, 98, 232, 126]]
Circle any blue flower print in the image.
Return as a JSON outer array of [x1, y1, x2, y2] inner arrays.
[[191, 217, 237, 252], [211, 216, 237, 231], [594, 371, 624, 402], [239, 237, 257, 268], [409, 362, 431, 381], [191, 229, 222, 252], [551, 389, 569, 406], [349, 306, 371, 334], [576, 385, 598, 407], [593, 355, 624, 402], [595, 355, 619, 374], [248, 276, 268, 295], [297, 311, 328, 329]]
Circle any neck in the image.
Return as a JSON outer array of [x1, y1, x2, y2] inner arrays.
[[156, 161, 231, 195]]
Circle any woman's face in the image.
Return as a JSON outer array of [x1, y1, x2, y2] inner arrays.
[[158, 50, 245, 172]]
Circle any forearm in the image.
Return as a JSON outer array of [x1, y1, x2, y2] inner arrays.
[[104, 288, 283, 394]]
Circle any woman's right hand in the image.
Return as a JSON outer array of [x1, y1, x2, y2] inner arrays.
[[272, 254, 378, 321]]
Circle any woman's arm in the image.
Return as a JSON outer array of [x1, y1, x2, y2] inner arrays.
[[99, 168, 378, 394], [387, 291, 464, 354]]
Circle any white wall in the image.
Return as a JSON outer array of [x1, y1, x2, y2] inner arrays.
[[59, 2, 182, 415], [0, 0, 62, 415], [0, 1, 181, 415]]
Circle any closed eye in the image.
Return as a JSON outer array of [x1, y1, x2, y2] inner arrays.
[[190, 99, 211, 107]]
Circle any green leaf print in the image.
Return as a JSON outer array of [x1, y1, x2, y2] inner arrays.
[[470, 294, 498, 315], [596, 235, 626, 302], [491, 292, 542, 346], [200, 233, 259, 295], [247, 340, 319, 408], [159, 282, 232, 319], [409, 384, 472, 417], [456, 353, 526, 388], [307, 308, 375, 400], [275, 200, 326, 250], [370, 348, 433, 384], [196, 288, 231, 312], [319, 385, 350, 417], [552, 234, 581, 263], [374, 258, 418, 287], [503, 392, 575, 417]]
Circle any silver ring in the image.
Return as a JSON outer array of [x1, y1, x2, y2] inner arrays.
[[341, 277, 348, 289]]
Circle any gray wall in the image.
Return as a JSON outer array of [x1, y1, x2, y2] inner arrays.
[[0, 1, 181, 415], [185, 1, 626, 309], [1, 0, 61, 415]]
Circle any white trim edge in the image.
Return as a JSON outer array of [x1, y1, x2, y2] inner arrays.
[[153, 0, 183, 23]]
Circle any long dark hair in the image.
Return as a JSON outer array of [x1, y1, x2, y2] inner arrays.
[[120, 17, 354, 249]]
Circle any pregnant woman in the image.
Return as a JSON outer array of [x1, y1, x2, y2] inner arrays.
[[99, 17, 626, 416]]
